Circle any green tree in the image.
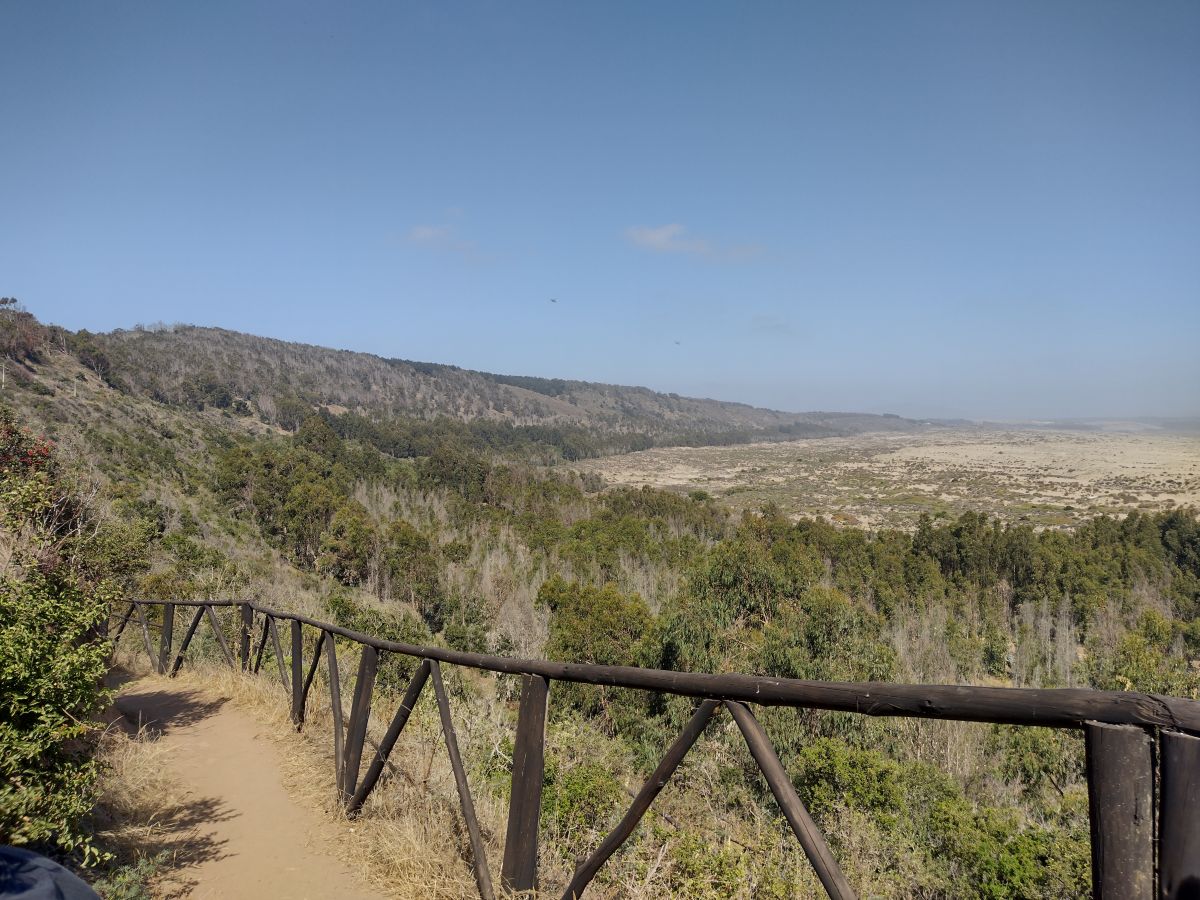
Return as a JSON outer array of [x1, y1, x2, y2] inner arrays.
[[318, 502, 377, 586], [539, 575, 652, 723], [384, 519, 445, 626]]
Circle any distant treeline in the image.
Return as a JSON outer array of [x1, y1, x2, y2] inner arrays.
[[1, 311, 923, 459], [320, 409, 643, 461], [318, 408, 851, 462]]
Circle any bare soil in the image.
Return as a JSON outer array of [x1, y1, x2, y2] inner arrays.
[[113, 677, 388, 900]]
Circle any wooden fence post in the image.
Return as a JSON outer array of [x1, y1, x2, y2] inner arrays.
[[1160, 730, 1200, 899], [725, 701, 856, 900], [240, 603, 253, 671], [430, 660, 495, 900], [502, 674, 549, 895], [325, 633, 346, 796], [133, 603, 156, 670], [342, 645, 379, 801], [157, 602, 174, 675], [299, 631, 328, 722], [112, 602, 135, 644], [267, 616, 289, 692], [204, 605, 235, 667], [347, 659, 431, 817], [252, 615, 270, 674], [170, 606, 207, 677], [291, 619, 304, 729], [1085, 721, 1155, 900]]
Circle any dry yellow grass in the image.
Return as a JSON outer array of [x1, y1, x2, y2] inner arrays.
[[91, 710, 207, 897]]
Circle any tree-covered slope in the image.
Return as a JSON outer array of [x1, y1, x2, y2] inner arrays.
[[76, 323, 921, 448]]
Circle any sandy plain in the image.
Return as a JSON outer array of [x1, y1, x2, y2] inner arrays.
[[571, 428, 1200, 529]]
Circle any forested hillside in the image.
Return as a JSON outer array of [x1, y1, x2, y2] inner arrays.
[[4, 308, 1200, 897], [70, 322, 920, 456]]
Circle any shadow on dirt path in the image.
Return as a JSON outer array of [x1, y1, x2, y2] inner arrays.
[[115, 689, 229, 737], [113, 677, 387, 900]]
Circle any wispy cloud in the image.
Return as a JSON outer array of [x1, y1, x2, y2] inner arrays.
[[404, 223, 477, 256], [407, 224, 453, 243], [625, 223, 709, 254], [623, 223, 763, 262]]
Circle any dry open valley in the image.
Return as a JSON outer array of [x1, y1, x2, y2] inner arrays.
[[572, 427, 1200, 529]]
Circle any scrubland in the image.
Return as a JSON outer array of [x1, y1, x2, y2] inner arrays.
[[573, 427, 1200, 529], [3, 318, 1198, 898]]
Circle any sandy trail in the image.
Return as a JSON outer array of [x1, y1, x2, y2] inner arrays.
[[114, 677, 388, 900]]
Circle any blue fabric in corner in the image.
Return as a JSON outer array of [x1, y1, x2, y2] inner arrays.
[[0, 848, 99, 900]]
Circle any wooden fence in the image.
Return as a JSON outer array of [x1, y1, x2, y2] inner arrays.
[[109, 599, 1200, 900]]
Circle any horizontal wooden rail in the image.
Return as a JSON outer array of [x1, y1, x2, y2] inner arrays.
[[120, 599, 1200, 733], [109, 599, 1200, 899]]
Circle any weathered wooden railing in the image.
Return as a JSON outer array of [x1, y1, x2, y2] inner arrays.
[[109, 599, 1200, 899]]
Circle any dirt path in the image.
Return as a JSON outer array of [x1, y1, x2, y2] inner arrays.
[[114, 677, 388, 900]]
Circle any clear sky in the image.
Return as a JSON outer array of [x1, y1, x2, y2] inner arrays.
[[1, 1, 1197, 420]]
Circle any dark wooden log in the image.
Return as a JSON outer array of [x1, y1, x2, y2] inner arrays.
[[299, 630, 327, 719], [133, 602, 157, 671], [247, 603, 1200, 734], [168, 603, 1200, 735], [204, 605, 236, 667], [267, 615, 289, 693], [157, 602, 174, 675], [502, 674, 549, 895], [326, 631, 346, 795], [725, 701, 856, 900], [1085, 721, 1155, 900], [112, 602, 136, 644], [252, 614, 270, 674], [170, 606, 207, 676], [239, 602, 253, 671], [1160, 730, 1200, 899], [291, 619, 304, 729], [430, 660, 495, 900], [131, 602, 234, 609], [347, 659, 431, 817], [563, 700, 719, 900], [342, 645, 379, 800]]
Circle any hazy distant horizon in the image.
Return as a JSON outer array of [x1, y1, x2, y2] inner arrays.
[[3, 3, 1197, 422]]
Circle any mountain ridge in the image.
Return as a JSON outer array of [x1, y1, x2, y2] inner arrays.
[[75, 322, 924, 451]]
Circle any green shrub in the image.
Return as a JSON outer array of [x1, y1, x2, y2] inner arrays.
[[665, 831, 747, 898], [0, 408, 112, 859], [541, 756, 623, 856], [1086, 609, 1200, 696], [789, 738, 905, 826], [90, 851, 169, 899]]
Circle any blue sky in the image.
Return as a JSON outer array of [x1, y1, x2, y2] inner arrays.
[[1, 1, 1197, 419]]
